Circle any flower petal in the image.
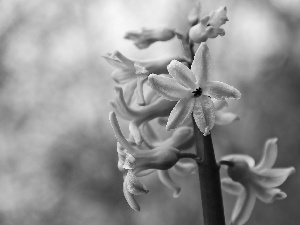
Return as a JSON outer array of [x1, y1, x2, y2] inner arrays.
[[167, 60, 196, 89], [231, 187, 256, 225], [148, 74, 191, 101], [203, 81, 241, 100], [111, 69, 136, 84], [213, 99, 228, 111], [191, 43, 212, 87], [125, 170, 149, 195], [129, 121, 143, 145], [109, 112, 136, 154], [193, 96, 215, 135], [221, 154, 255, 167], [208, 6, 229, 28], [123, 79, 138, 104], [253, 167, 295, 188], [157, 170, 181, 198], [254, 138, 278, 171], [171, 160, 197, 176], [215, 111, 239, 126], [123, 180, 140, 211], [252, 185, 287, 203], [166, 98, 195, 130], [221, 178, 243, 195]]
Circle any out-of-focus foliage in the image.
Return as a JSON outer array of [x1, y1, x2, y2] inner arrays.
[[0, 0, 299, 225]]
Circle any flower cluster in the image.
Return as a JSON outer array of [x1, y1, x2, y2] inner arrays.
[[103, 2, 295, 225]]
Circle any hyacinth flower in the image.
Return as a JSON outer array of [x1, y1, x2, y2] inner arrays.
[[189, 6, 228, 43], [103, 51, 190, 105], [220, 138, 295, 225], [148, 42, 241, 135], [110, 86, 176, 144], [110, 111, 199, 211], [124, 27, 176, 49]]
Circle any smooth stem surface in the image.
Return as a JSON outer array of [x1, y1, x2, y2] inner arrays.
[[192, 116, 226, 225]]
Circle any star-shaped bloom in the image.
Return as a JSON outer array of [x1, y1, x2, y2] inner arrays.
[[103, 51, 190, 105], [220, 138, 295, 225], [148, 43, 241, 135], [124, 27, 176, 49], [189, 6, 228, 43]]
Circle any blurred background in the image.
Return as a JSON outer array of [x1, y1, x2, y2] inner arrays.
[[0, 0, 299, 224]]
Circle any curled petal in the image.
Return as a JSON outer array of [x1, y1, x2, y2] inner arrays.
[[157, 170, 181, 198], [135, 63, 149, 106], [253, 167, 295, 188], [135, 169, 156, 177], [123, 79, 138, 104], [193, 96, 215, 135], [167, 126, 194, 150], [171, 160, 197, 176], [255, 138, 278, 171], [252, 185, 287, 203], [231, 188, 256, 225], [191, 43, 212, 87], [215, 111, 240, 126], [213, 99, 228, 111], [166, 98, 195, 131], [203, 81, 241, 100], [125, 170, 149, 195], [221, 178, 243, 195], [208, 6, 229, 28], [221, 154, 255, 168], [129, 121, 143, 145], [167, 60, 196, 89], [148, 74, 191, 101], [109, 112, 136, 154], [123, 180, 140, 211], [206, 27, 225, 38], [111, 69, 135, 84], [138, 56, 191, 75], [110, 101, 132, 121], [103, 51, 134, 69]]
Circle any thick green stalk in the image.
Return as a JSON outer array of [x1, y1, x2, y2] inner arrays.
[[192, 117, 226, 225]]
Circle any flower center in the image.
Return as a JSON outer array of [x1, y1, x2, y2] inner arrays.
[[192, 87, 202, 97]]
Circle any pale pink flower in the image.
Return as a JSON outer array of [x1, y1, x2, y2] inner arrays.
[[221, 138, 295, 225], [148, 43, 241, 135]]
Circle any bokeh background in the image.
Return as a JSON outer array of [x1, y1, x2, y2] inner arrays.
[[0, 0, 299, 224]]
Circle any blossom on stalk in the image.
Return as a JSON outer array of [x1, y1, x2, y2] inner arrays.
[[103, 51, 190, 105], [189, 6, 228, 43], [220, 138, 295, 225], [124, 27, 176, 49], [109, 111, 197, 211], [148, 43, 241, 135], [110, 86, 176, 144]]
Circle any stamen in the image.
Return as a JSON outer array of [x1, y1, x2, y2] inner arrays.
[[192, 87, 202, 97]]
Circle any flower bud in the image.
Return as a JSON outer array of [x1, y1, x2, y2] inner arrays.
[[124, 27, 176, 49]]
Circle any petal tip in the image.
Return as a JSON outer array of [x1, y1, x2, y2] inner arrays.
[[173, 188, 181, 198]]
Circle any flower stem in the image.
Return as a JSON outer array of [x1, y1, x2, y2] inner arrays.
[[192, 116, 226, 225]]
